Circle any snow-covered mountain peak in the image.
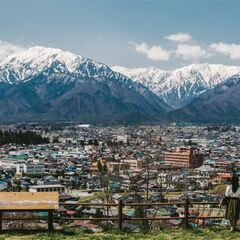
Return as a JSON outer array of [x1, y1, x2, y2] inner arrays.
[[0, 46, 111, 84], [5, 45, 83, 63], [0, 46, 171, 122], [2, 45, 83, 73], [170, 63, 240, 88], [112, 63, 240, 107], [112, 66, 170, 86], [112, 65, 167, 77]]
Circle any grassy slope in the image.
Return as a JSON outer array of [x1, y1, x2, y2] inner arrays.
[[1, 227, 240, 240]]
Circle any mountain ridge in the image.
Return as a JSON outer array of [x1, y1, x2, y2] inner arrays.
[[112, 63, 240, 108], [1, 46, 240, 124], [165, 74, 240, 123], [0, 46, 170, 124]]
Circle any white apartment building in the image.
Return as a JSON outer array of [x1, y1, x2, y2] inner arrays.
[[21, 162, 45, 175], [0, 158, 44, 175]]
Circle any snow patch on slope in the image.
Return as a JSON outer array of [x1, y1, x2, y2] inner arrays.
[[0, 46, 111, 84], [112, 63, 240, 107]]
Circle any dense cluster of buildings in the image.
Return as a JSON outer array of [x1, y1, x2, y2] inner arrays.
[[0, 123, 239, 230]]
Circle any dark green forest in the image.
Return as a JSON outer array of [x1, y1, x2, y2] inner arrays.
[[0, 130, 49, 145]]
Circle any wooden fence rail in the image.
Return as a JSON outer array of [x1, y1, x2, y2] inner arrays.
[[0, 199, 224, 232], [57, 199, 223, 230]]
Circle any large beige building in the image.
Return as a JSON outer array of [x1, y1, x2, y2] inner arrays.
[[164, 147, 204, 168]]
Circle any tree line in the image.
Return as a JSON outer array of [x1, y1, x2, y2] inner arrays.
[[0, 130, 49, 145]]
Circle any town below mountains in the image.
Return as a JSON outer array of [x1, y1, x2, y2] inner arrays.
[[1, 46, 240, 124], [0, 123, 237, 231]]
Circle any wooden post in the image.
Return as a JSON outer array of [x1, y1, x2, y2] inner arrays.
[[0, 211, 2, 233], [202, 217, 205, 227], [118, 200, 123, 231], [48, 210, 53, 233], [184, 197, 189, 230], [107, 204, 109, 231]]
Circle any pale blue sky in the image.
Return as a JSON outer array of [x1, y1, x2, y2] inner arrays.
[[0, 0, 240, 69]]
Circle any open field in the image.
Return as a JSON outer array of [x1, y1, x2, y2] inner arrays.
[[1, 227, 240, 240]]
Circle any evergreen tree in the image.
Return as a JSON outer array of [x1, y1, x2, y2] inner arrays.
[[80, 140, 85, 147], [97, 161, 103, 173], [93, 139, 99, 146], [0, 130, 49, 146]]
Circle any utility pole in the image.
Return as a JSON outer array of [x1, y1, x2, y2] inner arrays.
[[146, 157, 150, 203]]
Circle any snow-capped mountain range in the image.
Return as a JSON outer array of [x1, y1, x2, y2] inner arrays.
[[0, 46, 169, 123], [167, 74, 240, 123], [1, 45, 240, 123], [112, 64, 240, 108], [0, 46, 121, 84]]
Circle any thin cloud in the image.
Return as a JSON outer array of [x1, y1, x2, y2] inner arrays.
[[209, 42, 240, 60], [0, 40, 25, 62], [165, 33, 192, 43], [131, 42, 170, 61], [176, 44, 208, 60]]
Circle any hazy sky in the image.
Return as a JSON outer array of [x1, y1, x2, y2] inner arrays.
[[0, 0, 240, 69]]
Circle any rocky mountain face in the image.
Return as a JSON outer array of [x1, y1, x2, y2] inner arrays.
[[165, 74, 240, 123], [112, 64, 240, 108], [0, 46, 170, 124], [1, 46, 240, 124]]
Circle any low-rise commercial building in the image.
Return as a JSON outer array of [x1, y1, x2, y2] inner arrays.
[[29, 184, 65, 193]]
